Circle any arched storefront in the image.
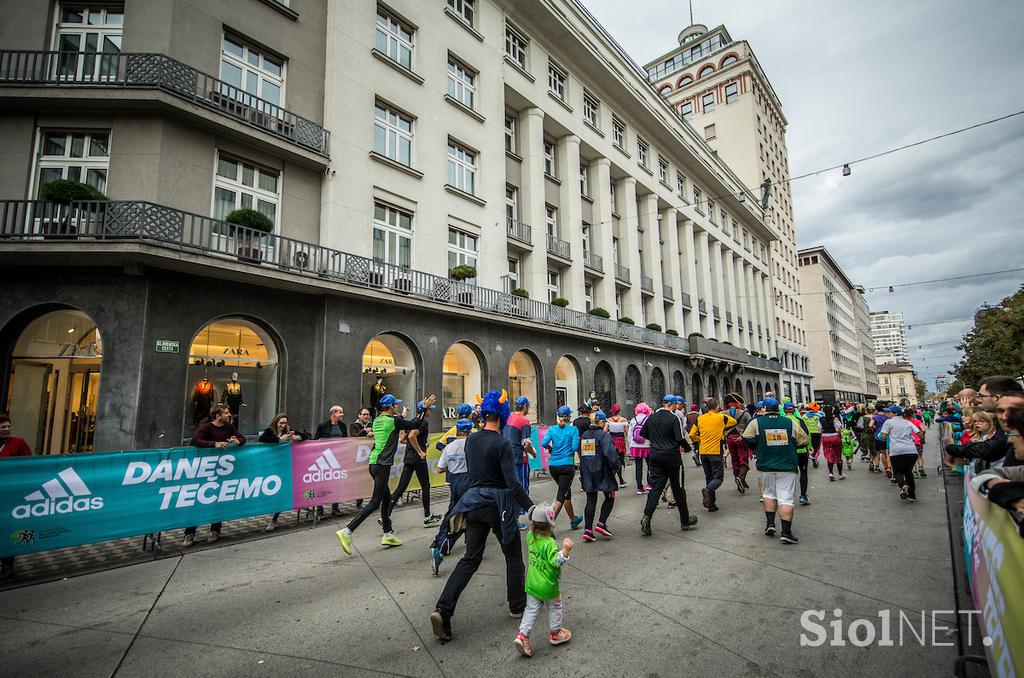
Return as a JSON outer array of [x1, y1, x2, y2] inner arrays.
[[361, 333, 419, 417], [691, 373, 703, 403], [442, 341, 483, 428], [733, 378, 744, 403], [187, 318, 279, 437], [594, 360, 615, 412], [746, 379, 754, 404], [707, 375, 719, 402], [555, 355, 582, 413], [756, 381, 764, 399], [650, 367, 665, 403], [672, 370, 686, 402], [509, 350, 540, 423], [624, 364, 642, 408], [5, 308, 102, 455]]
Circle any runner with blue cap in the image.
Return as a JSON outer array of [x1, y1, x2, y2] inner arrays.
[[430, 418, 475, 575], [541, 406, 583, 530], [504, 395, 537, 530]]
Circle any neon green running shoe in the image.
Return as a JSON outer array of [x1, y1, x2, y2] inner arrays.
[[336, 529, 352, 555], [381, 533, 402, 547]]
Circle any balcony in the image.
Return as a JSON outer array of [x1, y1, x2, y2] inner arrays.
[[546, 234, 571, 260], [506, 217, 532, 245], [582, 249, 603, 272], [640, 275, 654, 294], [0, 50, 329, 156], [713, 305, 721, 319], [680, 292, 692, 308], [662, 283, 673, 300], [614, 263, 630, 283], [0, 199, 699, 356]]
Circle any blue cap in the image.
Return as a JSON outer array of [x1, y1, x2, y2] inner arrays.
[[885, 405, 903, 414], [379, 394, 401, 408], [455, 418, 474, 432], [783, 402, 795, 411], [515, 396, 531, 408], [662, 394, 674, 403], [418, 400, 436, 410], [673, 395, 685, 404], [456, 403, 473, 417], [557, 405, 573, 418], [594, 411, 608, 421], [763, 397, 779, 410]]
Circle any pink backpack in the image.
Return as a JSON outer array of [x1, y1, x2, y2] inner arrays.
[[632, 416, 647, 444]]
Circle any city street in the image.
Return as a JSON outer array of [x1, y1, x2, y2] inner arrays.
[[0, 438, 959, 678]]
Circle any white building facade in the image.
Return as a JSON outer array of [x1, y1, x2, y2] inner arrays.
[[870, 310, 909, 365]]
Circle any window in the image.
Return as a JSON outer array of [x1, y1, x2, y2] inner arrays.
[[448, 228, 478, 281], [610, 179, 617, 212], [214, 153, 280, 228], [545, 205, 558, 237], [615, 291, 622, 318], [33, 130, 110, 196], [583, 91, 599, 126], [376, 7, 413, 70], [548, 61, 567, 101], [447, 55, 476, 109], [504, 116, 516, 153], [680, 101, 693, 121], [447, 140, 476, 194], [704, 124, 716, 140], [721, 55, 738, 67], [732, 219, 739, 240], [543, 141, 556, 177], [725, 82, 738, 104], [505, 257, 520, 292], [506, 186, 518, 221], [547, 270, 560, 303], [373, 102, 412, 166], [582, 222, 591, 251], [584, 282, 593, 312], [505, 23, 528, 69], [677, 75, 693, 86], [612, 237, 620, 266], [693, 185, 703, 208], [53, 4, 123, 81], [612, 117, 625, 148], [373, 202, 412, 268], [697, 65, 714, 79], [658, 158, 668, 182], [447, 0, 474, 26], [637, 138, 649, 168], [701, 92, 715, 112], [708, 199, 717, 223], [676, 172, 686, 198], [220, 34, 285, 113]]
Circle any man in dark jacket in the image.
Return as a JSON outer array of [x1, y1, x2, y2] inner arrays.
[[639, 395, 697, 535], [579, 411, 620, 540], [314, 405, 347, 517], [183, 404, 246, 547]]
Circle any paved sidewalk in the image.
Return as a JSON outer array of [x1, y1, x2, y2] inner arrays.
[[0, 439, 960, 677]]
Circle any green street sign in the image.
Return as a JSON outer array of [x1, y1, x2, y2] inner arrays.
[[155, 339, 179, 354]]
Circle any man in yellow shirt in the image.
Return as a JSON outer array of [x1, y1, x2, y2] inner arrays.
[[689, 399, 736, 512]]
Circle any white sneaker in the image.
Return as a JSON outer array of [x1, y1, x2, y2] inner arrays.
[[181, 534, 194, 548], [265, 520, 277, 532]]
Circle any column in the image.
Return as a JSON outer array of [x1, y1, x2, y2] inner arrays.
[[723, 252, 741, 346], [742, 261, 758, 352], [518, 107, 547, 299], [696, 230, 715, 338], [760, 272, 775, 357], [680, 219, 699, 335], [660, 207, 682, 333], [556, 135, 585, 310], [709, 240, 727, 340], [619, 177, 643, 322], [639, 193, 664, 329], [591, 157, 616, 314]]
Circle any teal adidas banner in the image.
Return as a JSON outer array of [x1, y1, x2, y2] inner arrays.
[[0, 444, 292, 557]]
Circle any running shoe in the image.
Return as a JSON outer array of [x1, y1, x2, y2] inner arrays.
[[764, 524, 776, 536], [890, 477, 898, 485], [779, 533, 799, 545], [430, 609, 452, 641], [741, 477, 750, 489], [799, 495, 810, 506], [838, 474, 846, 480], [570, 516, 584, 530], [640, 514, 652, 536], [381, 533, 402, 547], [582, 529, 596, 542], [264, 519, 277, 532], [899, 485, 909, 501], [645, 484, 653, 492], [618, 481, 628, 489], [550, 628, 572, 645], [667, 501, 677, 509], [884, 467, 893, 478], [828, 473, 835, 481], [811, 459, 819, 468], [635, 489, 646, 495], [919, 470, 927, 478], [680, 516, 698, 530], [336, 529, 352, 555], [701, 488, 710, 508], [423, 514, 442, 528], [594, 522, 612, 538], [181, 534, 194, 548], [514, 632, 533, 657], [692, 455, 701, 467], [734, 476, 746, 494], [759, 496, 764, 503], [907, 497, 917, 503], [430, 547, 443, 576], [206, 531, 220, 544], [707, 505, 719, 512], [509, 609, 524, 618]]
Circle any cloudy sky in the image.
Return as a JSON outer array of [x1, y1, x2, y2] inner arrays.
[[584, 0, 1024, 388]]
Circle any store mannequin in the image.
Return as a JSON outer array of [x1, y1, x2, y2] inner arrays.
[[223, 372, 243, 427], [192, 376, 216, 425], [370, 375, 388, 417]]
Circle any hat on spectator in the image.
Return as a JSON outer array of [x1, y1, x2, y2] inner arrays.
[[379, 394, 401, 408]]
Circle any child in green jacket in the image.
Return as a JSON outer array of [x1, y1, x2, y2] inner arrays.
[[514, 503, 574, 658]]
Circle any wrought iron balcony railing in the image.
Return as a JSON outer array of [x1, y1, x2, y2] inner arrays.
[[614, 264, 630, 283], [640, 275, 654, 293], [582, 249, 603, 272], [506, 217, 532, 245], [546, 234, 571, 259]]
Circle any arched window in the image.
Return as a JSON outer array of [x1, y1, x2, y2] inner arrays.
[[594, 361, 615, 412], [676, 74, 693, 88], [691, 373, 703, 403], [442, 341, 484, 427], [625, 364, 642, 408], [555, 356, 582, 413], [509, 350, 541, 423], [672, 370, 686, 401], [650, 367, 665, 404], [657, 84, 672, 96], [720, 55, 738, 67], [697, 65, 714, 79], [361, 333, 419, 417]]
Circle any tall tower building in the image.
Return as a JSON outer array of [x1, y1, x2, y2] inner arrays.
[[645, 24, 812, 403], [870, 310, 909, 365]]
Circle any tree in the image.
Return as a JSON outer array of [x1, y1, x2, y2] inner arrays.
[[945, 379, 964, 397], [953, 286, 1024, 387], [914, 378, 927, 402]]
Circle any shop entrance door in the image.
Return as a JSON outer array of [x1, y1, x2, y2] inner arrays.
[[6, 362, 52, 456], [65, 368, 99, 453]]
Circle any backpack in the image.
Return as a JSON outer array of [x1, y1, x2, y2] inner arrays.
[[632, 416, 647, 444]]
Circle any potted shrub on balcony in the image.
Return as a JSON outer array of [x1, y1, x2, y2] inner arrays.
[[618, 316, 635, 325], [645, 322, 662, 332], [450, 265, 477, 306], [666, 329, 679, 336], [225, 208, 273, 264], [551, 298, 569, 307], [588, 307, 610, 318], [38, 179, 107, 237], [687, 332, 704, 338]]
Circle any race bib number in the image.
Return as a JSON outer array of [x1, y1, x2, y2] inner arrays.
[[765, 429, 789, 446], [580, 439, 597, 456]]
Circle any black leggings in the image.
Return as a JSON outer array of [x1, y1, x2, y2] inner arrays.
[[797, 452, 808, 496], [634, 457, 649, 490], [892, 454, 917, 499], [584, 491, 615, 530], [347, 463, 393, 533], [550, 465, 576, 502], [390, 459, 431, 516]]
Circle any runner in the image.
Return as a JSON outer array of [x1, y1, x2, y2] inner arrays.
[[905, 408, 926, 478], [922, 407, 933, 429], [431, 418, 474, 575], [336, 394, 434, 554], [541, 406, 583, 529], [606, 404, 629, 488], [628, 402, 652, 494], [578, 411, 619, 542], [504, 396, 537, 530], [804, 402, 822, 468], [858, 406, 877, 470], [724, 394, 753, 493], [435, 403, 476, 451], [572, 403, 593, 439], [870, 404, 893, 479], [387, 400, 442, 528], [742, 397, 808, 544], [879, 406, 923, 502], [686, 404, 702, 467], [689, 398, 736, 512], [639, 395, 697, 535], [783, 402, 812, 505], [820, 404, 845, 481]]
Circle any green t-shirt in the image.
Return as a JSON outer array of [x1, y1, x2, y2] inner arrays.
[[525, 532, 562, 600]]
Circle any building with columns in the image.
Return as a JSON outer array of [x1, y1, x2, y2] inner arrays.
[[798, 247, 879, 404], [0, 0, 784, 454], [644, 23, 813, 403]]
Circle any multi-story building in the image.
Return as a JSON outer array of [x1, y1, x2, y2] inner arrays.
[[798, 246, 878, 404], [935, 374, 951, 394], [877, 362, 918, 406], [644, 24, 812, 403], [870, 310, 909, 365], [0, 0, 783, 454]]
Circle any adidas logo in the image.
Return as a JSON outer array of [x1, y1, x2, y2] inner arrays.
[[12, 467, 104, 520], [303, 449, 348, 483]]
